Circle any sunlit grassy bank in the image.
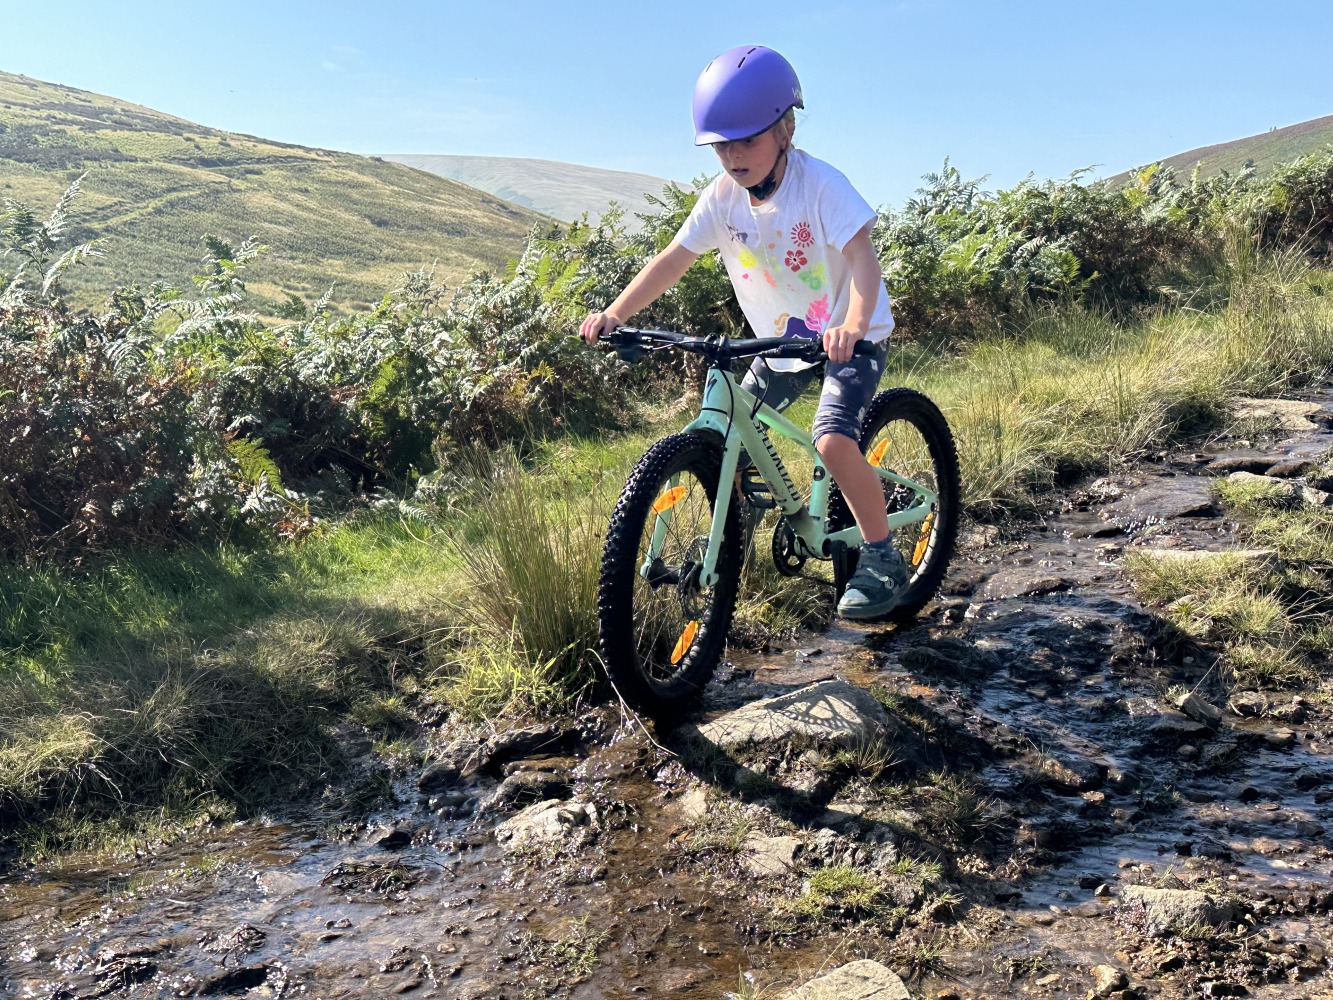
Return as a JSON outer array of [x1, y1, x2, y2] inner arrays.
[[902, 268, 1333, 515], [4, 262, 1333, 837]]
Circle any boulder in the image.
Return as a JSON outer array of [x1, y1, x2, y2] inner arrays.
[[687, 680, 899, 752], [417, 760, 462, 792], [494, 799, 596, 852], [742, 834, 802, 877], [480, 723, 580, 774], [1233, 397, 1324, 431], [784, 960, 911, 1000], [1107, 479, 1216, 525], [1118, 885, 1238, 937]]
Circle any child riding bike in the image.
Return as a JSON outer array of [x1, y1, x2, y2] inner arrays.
[[581, 44, 903, 620]]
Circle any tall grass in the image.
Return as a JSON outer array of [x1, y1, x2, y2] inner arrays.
[[428, 453, 611, 720], [901, 253, 1333, 517]]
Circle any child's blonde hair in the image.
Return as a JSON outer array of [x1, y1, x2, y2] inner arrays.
[[773, 107, 797, 150]]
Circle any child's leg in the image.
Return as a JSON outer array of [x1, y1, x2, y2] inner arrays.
[[810, 341, 891, 541], [817, 434, 890, 543]]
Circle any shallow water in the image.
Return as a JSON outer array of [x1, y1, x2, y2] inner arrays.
[[4, 413, 1333, 999]]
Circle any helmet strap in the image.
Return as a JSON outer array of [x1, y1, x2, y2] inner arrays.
[[746, 147, 787, 202]]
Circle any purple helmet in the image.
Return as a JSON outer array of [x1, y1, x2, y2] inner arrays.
[[692, 45, 804, 146]]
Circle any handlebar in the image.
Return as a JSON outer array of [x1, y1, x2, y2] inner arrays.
[[598, 327, 879, 365]]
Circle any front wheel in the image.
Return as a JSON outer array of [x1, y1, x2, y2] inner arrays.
[[598, 433, 743, 716], [830, 388, 960, 622]]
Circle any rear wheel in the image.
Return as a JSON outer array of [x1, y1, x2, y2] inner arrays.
[[598, 433, 743, 715], [830, 389, 960, 621]]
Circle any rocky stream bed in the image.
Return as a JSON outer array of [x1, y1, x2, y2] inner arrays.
[[3, 396, 1333, 999]]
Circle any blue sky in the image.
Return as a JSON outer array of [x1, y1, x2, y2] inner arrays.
[[2, 0, 1330, 210]]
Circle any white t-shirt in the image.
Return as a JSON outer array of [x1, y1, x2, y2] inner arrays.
[[675, 148, 894, 371]]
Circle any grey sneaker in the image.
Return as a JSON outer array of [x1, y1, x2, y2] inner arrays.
[[837, 542, 910, 620]]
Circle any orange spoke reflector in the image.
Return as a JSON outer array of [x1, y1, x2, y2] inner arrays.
[[671, 621, 700, 664], [868, 439, 890, 466], [652, 486, 688, 514], [912, 513, 935, 566]]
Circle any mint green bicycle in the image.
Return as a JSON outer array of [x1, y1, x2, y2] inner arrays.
[[596, 327, 960, 715]]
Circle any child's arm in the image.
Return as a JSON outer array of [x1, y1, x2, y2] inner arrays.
[[580, 241, 700, 344], [822, 222, 881, 363]]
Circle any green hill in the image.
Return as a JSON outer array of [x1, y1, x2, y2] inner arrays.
[[0, 71, 548, 311], [1119, 114, 1333, 182]]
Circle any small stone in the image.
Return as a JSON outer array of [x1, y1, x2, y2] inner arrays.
[[1227, 691, 1267, 717], [1035, 972, 1061, 987], [371, 825, 413, 850], [1266, 459, 1316, 478], [1091, 964, 1129, 997], [1149, 711, 1211, 740], [1039, 754, 1106, 793], [418, 761, 462, 792], [1200, 981, 1250, 997], [1171, 691, 1223, 726], [1228, 783, 1261, 803], [1264, 728, 1296, 750]]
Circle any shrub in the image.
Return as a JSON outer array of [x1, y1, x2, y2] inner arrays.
[[0, 311, 199, 562]]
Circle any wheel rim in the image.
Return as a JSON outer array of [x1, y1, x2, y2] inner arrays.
[[632, 468, 721, 682], [864, 417, 942, 584]]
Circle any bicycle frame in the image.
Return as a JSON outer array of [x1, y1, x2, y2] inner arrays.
[[645, 360, 938, 588]]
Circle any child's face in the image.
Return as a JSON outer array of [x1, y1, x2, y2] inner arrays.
[[711, 126, 784, 187]]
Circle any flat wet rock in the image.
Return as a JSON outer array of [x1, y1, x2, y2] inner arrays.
[[682, 679, 900, 751], [1106, 476, 1217, 524]]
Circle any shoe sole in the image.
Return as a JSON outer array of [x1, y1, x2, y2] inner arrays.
[[836, 597, 902, 621]]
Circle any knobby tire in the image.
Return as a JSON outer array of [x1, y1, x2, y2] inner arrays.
[[598, 433, 743, 716], [830, 388, 960, 621]]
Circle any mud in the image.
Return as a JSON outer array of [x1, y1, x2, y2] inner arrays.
[[3, 398, 1333, 1000]]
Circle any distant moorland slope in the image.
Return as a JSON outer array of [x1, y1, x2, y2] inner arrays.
[[0, 71, 549, 310], [1114, 114, 1333, 182], [380, 154, 678, 227]]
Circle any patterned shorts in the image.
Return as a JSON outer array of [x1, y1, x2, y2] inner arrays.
[[740, 339, 890, 446]]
